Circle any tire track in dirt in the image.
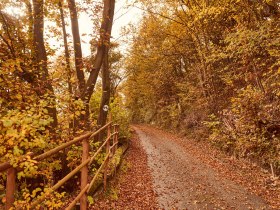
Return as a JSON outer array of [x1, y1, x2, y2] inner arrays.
[[134, 125, 269, 210]]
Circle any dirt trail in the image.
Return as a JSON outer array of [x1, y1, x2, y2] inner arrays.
[[134, 125, 270, 210]]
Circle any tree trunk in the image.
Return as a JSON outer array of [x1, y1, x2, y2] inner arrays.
[[67, 0, 85, 94], [32, 0, 58, 132], [59, 0, 75, 137], [24, 0, 34, 55], [66, 1, 115, 208], [94, 0, 115, 140], [82, 0, 115, 103], [97, 47, 110, 140], [59, 0, 73, 95], [83, 0, 115, 140], [67, 0, 115, 131], [67, 0, 87, 132]]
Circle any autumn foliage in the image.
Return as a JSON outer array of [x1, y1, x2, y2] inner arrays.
[[0, 0, 128, 207], [125, 0, 280, 172]]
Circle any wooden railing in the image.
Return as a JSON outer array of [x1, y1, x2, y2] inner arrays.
[[0, 122, 119, 210]]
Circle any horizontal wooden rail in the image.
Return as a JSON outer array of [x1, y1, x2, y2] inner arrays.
[[30, 134, 111, 207], [30, 158, 91, 208], [87, 152, 110, 193], [89, 134, 111, 165], [110, 141, 118, 151], [0, 122, 112, 173], [66, 184, 89, 210], [35, 121, 111, 162], [67, 130, 116, 207], [0, 152, 34, 172], [3, 121, 119, 210], [0, 132, 91, 173], [34, 132, 92, 161], [65, 137, 113, 207], [88, 122, 112, 139], [0, 162, 10, 173]]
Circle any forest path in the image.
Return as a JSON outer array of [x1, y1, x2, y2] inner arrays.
[[134, 125, 270, 210]]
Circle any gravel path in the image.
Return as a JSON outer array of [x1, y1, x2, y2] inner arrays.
[[134, 125, 270, 210]]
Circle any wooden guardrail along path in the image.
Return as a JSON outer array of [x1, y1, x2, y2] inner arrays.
[[1, 122, 120, 210]]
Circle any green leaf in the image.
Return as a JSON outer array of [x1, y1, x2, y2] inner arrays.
[[3, 120, 13, 127]]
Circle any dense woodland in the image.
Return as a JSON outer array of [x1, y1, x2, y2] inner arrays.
[[125, 0, 280, 173], [0, 0, 130, 208], [0, 0, 280, 208]]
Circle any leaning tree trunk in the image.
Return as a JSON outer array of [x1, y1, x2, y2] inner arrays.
[[96, 0, 115, 131], [82, 0, 115, 103], [67, 0, 115, 130], [66, 0, 115, 209], [67, 0, 87, 133]]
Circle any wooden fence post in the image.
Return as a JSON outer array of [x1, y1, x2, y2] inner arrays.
[[103, 124, 111, 191], [80, 137, 89, 210], [6, 167, 16, 210]]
